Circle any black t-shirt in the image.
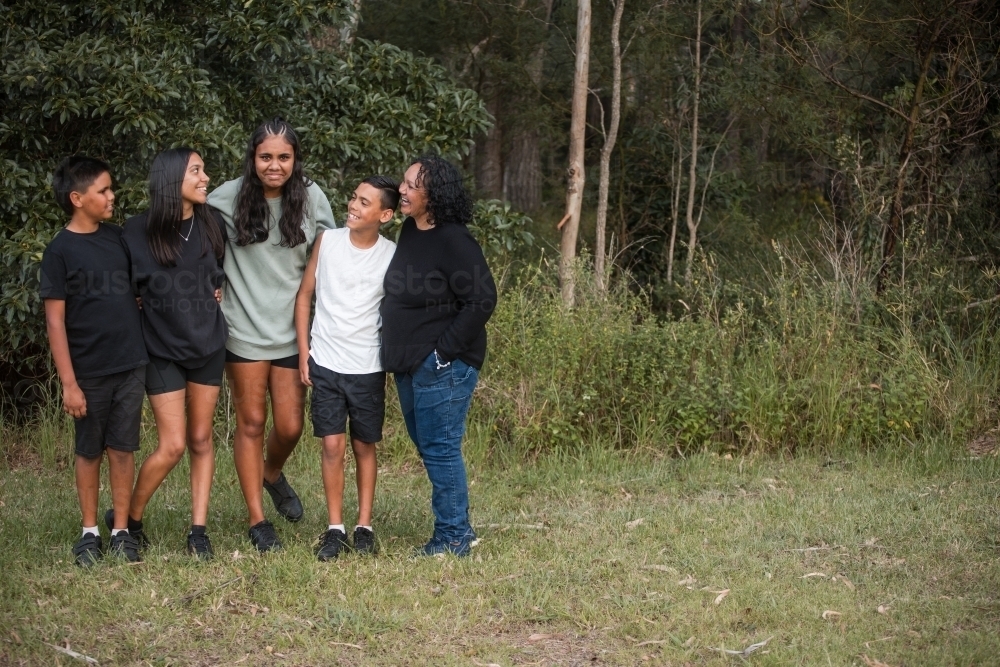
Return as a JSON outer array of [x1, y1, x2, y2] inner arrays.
[[122, 211, 228, 364], [380, 217, 497, 373], [39, 223, 148, 379]]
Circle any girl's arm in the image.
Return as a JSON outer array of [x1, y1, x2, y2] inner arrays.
[[294, 232, 324, 386], [44, 299, 87, 418]]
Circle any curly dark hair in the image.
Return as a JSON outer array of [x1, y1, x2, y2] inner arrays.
[[233, 117, 311, 247], [412, 154, 472, 227]]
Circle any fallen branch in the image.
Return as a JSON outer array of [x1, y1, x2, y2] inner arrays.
[[45, 643, 99, 665], [710, 636, 772, 658]]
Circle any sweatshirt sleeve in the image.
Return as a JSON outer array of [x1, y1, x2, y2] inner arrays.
[[434, 228, 497, 362]]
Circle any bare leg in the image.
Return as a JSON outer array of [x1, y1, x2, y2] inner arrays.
[[186, 382, 221, 527], [262, 365, 305, 484], [352, 438, 377, 526], [320, 434, 347, 525], [105, 449, 135, 530], [75, 454, 102, 527], [129, 389, 187, 520], [227, 361, 271, 526]]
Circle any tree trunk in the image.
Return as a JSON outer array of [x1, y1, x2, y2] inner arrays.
[[877, 37, 937, 292], [505, 132, 542, 211], [475, 89, 504, 199], [683, 0, 703, 288], [502, 0, 554, 213], [595, 0, 626, 292], [339, 0, 363, 48], [560, 0, 592, 307], [665, 142, 683, 284]]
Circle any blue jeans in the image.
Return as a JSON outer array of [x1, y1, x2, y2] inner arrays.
[[395, 351, 479, 546]]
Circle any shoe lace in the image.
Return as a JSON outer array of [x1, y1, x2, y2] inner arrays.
[[189, 532, 211, 552]]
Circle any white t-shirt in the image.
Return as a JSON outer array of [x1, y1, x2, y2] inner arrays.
[[310, 228, 396, 374]]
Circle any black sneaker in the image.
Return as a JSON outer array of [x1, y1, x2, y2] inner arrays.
[[108, 532, 142, 563], [104, 508, 149, 549], [352, 526, 376, 555], [263, 472, 304, 522], [316, 528, 348, 561], [187, 530, 214, 561], [73, 533, 103, 567], [248, 520, 282, 553]]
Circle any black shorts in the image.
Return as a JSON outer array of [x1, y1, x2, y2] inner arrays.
[[225, 350, 299, 369], [74, 366, 146, 459], [308, 357, 386, 442], [146, 347, 226, 395]]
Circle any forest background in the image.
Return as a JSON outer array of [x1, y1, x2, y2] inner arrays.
[[1, 2, 1000, 664], [1, 0, 999, 458]]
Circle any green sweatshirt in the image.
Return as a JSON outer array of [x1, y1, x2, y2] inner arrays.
[[208, 177, 336, 359]]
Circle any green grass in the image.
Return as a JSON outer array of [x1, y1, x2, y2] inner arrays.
[[1, 426, 999, 666]]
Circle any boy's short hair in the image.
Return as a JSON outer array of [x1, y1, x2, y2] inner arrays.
[[52, 156, 112, 215], [362, 175, 400, 212]]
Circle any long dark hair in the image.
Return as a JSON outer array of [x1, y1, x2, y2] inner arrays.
[[233, 117, 311, 247], [412, 154, 473, 227], [147, 148, 225, 267]]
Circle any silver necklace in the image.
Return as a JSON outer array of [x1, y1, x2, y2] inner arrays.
[[179, 219, 194, 241]]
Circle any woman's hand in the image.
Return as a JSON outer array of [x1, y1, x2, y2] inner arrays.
[[299, 356, 312, 387], [215, 288, 222, 303]]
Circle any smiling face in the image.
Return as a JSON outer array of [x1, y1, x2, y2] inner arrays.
[[180, 153, 210, 212], [255, 133, 295, 198], [398, 162, 429, 226], [69, 171, 115, 223], [347, 182, 394, 232]]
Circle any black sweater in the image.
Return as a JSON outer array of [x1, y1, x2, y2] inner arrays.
[[122, 212, 228, 364], [380, 217, 497, 373]]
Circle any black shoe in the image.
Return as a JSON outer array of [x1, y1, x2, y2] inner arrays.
[[108, 532, 142, 563], [263, 472, 304, 522], [316, 528, 348, 561], [248, 520, 282, 553], [187, 530, 214, 561], [73, 533, 103, 567], [352, 526, 376, 555], [104, 508, 149, 549]]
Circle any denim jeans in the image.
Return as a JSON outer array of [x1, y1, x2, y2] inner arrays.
[[395, 351, 479, 546]]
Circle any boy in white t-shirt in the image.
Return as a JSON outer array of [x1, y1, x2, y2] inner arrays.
[[294, 176, 398, 560]]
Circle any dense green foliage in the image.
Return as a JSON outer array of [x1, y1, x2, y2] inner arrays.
[[0, 1, 525, 397], [471, 253, 995, 455]]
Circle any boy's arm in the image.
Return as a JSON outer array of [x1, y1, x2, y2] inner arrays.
[[294, 232, 323, 387], [44, 299, 87, 418]]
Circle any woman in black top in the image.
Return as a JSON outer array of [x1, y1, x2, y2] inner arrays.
[[381, 155, 497, 556], [119, 148, 227, 560]]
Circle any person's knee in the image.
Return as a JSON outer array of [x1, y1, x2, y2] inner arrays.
[[322, 435, 347, 460], [273, 415, 303, 445], [188, 431, 214, 456], [157, 438, 187, 464], [105, 448, 134, 466], [237, 409, 267, 440]]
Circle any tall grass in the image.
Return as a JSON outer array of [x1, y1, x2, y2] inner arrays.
[[4, 247, 999, 468]]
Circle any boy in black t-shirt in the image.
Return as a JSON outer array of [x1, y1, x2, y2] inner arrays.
[[40, 156, 148, 566]]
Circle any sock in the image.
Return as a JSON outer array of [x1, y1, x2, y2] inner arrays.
[[328, 524, 345, 533], [189, 525, 207, 535], [127, 516, 143, 532], [111, 528, 126, 537], [356, 525, 372, 532], [82, 526, 99, 538]]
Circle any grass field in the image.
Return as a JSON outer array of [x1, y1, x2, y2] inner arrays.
[[1, 421, 999, 665]]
